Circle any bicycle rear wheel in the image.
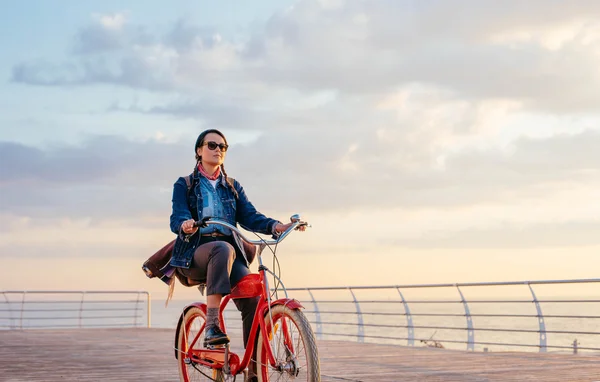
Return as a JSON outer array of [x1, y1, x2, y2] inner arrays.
[[176, 306, 225, 382], [256, 305, 320, 381]]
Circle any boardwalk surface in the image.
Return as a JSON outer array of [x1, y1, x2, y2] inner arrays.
[[1, 328, 599, 381]]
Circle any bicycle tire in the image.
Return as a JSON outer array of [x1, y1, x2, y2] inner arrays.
[[176, 306, 226, 382], [256, 305, 320, 381]]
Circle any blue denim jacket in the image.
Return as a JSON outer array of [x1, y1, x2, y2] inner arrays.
[[169, 171, 279, 268]]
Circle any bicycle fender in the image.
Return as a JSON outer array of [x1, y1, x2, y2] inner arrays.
[[174, 303, 207, 359], [270, 298, 304, 310], [184, 302, 207, 313]]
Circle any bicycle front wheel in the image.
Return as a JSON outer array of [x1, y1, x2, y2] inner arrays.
[[176, 306, 225, 382], [256, 305, 320, 381]]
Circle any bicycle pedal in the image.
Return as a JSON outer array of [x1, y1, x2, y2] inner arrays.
[[206, 343, 227, 350]]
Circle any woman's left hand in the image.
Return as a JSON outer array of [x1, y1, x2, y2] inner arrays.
[[274, 222, 306, 234]]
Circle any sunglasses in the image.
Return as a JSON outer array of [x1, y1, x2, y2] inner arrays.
[[203, 141, 229, 152]]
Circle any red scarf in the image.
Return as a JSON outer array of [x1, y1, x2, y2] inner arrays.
[[198, 164, 221, 180]]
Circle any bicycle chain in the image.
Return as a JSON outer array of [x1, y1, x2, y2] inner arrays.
[[191, 362, 237, 382]]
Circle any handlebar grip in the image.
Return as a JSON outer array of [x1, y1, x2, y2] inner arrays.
[[193, 216, 211, 228]]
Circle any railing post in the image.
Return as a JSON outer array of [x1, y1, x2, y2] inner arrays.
[[396, 287, 414, 346], [20, 292, 26, 330], [306, 288, 322, 339], [79, 292, 85, 328], [2, 292, 15, 330], [456, 285, 474, 351], [134, 292, 142, 327], [348, 288, 364, 343], [147, 292, 151, 328], [527, 283, 547, 352]]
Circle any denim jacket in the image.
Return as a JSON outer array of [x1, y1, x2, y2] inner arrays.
[[169, 171, 279, 268]]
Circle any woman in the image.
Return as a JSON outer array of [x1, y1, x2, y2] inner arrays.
[[169, 129, 296, 378]]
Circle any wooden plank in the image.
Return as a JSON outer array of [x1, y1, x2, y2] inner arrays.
[[0, 328, 599, 381]]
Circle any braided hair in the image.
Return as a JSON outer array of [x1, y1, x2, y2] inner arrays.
[[194, 129, 239, 199]]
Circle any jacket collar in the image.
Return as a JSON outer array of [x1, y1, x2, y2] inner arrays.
[[192, 167, 227, 188]]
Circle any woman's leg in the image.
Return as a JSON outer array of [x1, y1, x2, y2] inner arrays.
[[179, 241, 235, 296], [230, 257, 260, 346], [179, 240, 235, 345], [230, 258, 260, 378]]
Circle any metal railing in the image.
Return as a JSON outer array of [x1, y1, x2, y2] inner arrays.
[[285, 279, 600, 353], [0, 291, 151, 329]]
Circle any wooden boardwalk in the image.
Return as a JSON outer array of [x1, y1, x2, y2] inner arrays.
[[1, 328, 599, 381]]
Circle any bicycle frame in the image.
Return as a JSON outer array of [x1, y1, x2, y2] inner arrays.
[[178, 218, 306, 377]]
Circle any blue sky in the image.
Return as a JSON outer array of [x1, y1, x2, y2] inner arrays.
[[1, 0, 600, 296]]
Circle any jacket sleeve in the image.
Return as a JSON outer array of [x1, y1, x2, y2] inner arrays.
[[234, 180, 279, 235], [170, 177, 192, 235]]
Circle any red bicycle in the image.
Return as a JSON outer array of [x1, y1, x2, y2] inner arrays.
[[174, 215, 320, 381]]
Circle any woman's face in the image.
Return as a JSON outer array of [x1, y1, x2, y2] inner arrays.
[[197, 132, 227, 166]]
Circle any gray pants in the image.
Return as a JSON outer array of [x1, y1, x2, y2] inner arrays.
[[177, 237, 259, 348]]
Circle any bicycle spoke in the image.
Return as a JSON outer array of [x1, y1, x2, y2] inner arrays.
[[259, 308, 313, 381]]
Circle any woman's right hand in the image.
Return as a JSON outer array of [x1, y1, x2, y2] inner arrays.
[[181, 219, 198, 234]]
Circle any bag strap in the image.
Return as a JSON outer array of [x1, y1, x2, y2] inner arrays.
[[183, 174, 197, 221], [225, 176, 235, 192], [184, 174, 193, 192]]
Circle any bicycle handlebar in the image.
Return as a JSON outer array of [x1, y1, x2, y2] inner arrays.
[[192, 214, 308, 246]]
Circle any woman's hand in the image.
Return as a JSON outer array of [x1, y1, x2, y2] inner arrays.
[[274, 221, 306, 234], [181, 219, 198, 235]]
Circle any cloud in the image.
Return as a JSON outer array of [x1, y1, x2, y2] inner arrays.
[[0, 137, 190, 185], [0, 136, 190, 223], [11, 61, 83, 86], [392, 220, 600, 249], [228, 127, 600, 215], [12, 12, 172, 90], [11, 55, 176, 90], [2, 126, 598, 225], [164, 20, 219, 53], [11, 0, 600, 113], [240, 0, 600, 112], [73, 12, 155, 55], [447, 130, 600, 181], [73, 22, 125, 55], [95, 13, 127, 30], [109, 97, 261, 128]]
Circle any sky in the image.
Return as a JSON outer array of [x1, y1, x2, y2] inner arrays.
[[1, 0, 600, 300]]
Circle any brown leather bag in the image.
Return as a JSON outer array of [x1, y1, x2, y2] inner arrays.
[[142, 240, 175, 280], [242, 239, 258, 264]]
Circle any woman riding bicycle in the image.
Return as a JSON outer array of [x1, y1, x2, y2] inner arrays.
[[169, 129, 298, 381]]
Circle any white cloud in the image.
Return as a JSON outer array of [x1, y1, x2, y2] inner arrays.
[[13, 1, 600, 114], [95, 12, 127, 31], [318, 0, 344, 10]]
